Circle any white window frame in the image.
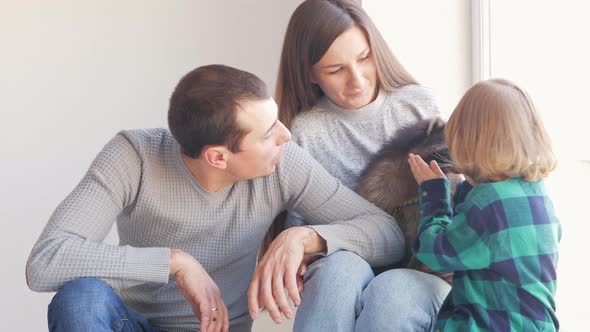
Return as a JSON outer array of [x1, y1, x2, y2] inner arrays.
[[471, 0, 491, 84]]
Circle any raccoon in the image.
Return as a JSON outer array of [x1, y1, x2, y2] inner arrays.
[[357, 117, 459, 282]]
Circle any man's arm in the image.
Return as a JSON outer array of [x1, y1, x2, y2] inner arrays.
[[280, 142, 405, 265], [26, 133, 170, 292], [248, 142, 405, 323], [248, 225, 325, 324]]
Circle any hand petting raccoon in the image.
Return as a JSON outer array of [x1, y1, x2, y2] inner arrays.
[[408, 153, 447, 185]]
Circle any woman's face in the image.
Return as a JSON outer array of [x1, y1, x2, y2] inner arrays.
[[311, 25, 378, 109]]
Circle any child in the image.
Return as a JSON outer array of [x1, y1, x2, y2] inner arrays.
[[408, 78, 561, 331]]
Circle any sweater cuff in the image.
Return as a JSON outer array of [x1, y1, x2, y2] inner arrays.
[[307, 224, 348, 256], [419, 178, 452, 217], [419, 178, 451, 202], [123, 246, 171, 287]]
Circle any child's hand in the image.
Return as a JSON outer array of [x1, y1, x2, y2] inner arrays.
[[408, 153, 447, 185]]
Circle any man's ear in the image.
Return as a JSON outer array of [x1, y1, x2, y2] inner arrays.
[[202, 146, 229, 170]]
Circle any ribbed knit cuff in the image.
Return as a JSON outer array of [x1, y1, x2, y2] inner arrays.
[[308, 224, 349, 256], [123, 246, 171, 287]]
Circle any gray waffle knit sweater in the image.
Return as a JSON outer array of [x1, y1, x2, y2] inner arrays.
[[286, 85, 439, 228], [26, 129, 404, 331], [292, 85, 440, 191]]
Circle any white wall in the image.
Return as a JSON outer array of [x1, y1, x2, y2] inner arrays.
[[0, 0, 301, 330], [364, 0, 472, 118]]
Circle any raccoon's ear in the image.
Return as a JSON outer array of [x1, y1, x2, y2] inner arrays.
[[425, 116, 447, 137], [426, 117, 446, 137]]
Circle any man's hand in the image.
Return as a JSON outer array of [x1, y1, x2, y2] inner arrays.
[[248, 227, 326, 324], [170, 249, 229, 332], [408, 153, 447, 185]]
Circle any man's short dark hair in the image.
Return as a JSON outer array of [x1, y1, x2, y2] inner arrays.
[[168, 64, 270, 158]]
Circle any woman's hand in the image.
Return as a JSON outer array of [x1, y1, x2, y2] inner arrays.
[[408, 153, 446, 185]]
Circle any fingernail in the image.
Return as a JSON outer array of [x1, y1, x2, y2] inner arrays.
[[274, 317, 283, 324]]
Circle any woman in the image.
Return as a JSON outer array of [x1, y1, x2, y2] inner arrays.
[[273, 0, 450, 330]]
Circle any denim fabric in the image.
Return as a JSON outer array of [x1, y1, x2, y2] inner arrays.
[[48, 278, 162, 332], [294, 251, 450, 332]]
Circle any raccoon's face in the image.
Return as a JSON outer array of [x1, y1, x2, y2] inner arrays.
[[424, 145, 453, 171], [420, 145, 463, 199], [409, 138, 462, 201]]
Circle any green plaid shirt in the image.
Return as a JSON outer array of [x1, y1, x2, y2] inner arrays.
[[414, 178, 561, 331]]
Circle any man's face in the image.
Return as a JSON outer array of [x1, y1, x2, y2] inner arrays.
[[227, 98, 291, 180]]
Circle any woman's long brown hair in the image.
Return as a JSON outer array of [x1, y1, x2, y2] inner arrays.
[[260, 0, 418, 261]]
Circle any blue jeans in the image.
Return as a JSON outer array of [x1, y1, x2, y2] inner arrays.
[[294, 251, 450, 332], [48, 278, 162, 332]]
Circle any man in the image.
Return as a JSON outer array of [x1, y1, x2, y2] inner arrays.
[[26, 65, 405, 332]]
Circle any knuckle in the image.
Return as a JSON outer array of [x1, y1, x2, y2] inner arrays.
[[261, 283, 272, 294], [272, 287, 285, 299], [261, 267, 272, 277], [192, 295, 201, 304]]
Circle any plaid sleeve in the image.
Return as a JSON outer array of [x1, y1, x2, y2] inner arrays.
[[453, 180, 473, 208], [413, 178, 491, 272]]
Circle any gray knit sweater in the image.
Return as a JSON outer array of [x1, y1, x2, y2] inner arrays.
[[286, 85, 439, 227], [26, 129, 404, 331]]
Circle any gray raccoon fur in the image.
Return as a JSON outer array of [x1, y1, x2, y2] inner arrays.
[[357, 117, 456, 281]]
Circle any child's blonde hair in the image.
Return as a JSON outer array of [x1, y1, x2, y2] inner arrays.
[[446, 78, 557, 183]]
